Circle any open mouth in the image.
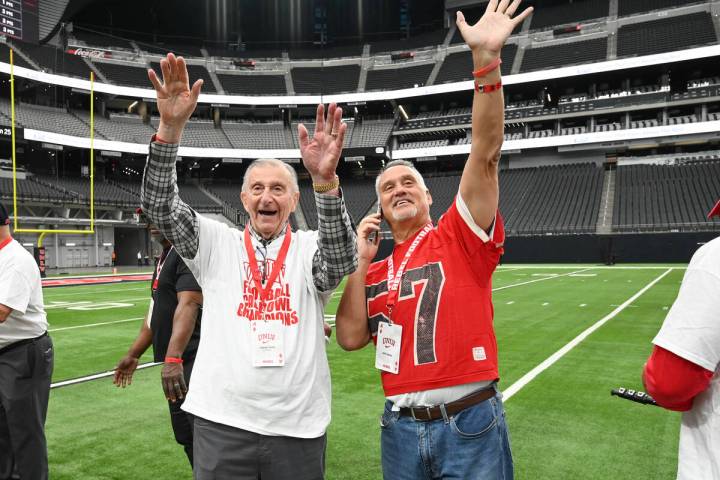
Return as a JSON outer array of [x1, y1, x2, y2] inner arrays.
[[258, 209, 278, 217], [393, 199, 412, 208]]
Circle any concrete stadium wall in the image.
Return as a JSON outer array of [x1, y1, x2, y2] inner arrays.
[[375, 231, 719, 263], [11, 226, 156, 269], [503, 231, 720, 263]]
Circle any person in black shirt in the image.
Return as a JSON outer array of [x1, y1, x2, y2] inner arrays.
[[113, 210, 202, 467]]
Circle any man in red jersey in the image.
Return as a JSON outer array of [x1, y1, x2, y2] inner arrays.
[[335, 1, 531, 478]]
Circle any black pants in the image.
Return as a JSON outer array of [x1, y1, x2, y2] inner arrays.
[[0, 334, 53, 480], [193, 416, 326, 480], [168, 358, 194, 467]]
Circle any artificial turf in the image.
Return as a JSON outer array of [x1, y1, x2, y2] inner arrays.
[[44, 266, 685, 479]]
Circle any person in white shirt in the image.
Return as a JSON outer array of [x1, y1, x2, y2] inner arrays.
[[141, 53, 357, 479], [643, 199, 720, 480], [0, 202, 53, 480]]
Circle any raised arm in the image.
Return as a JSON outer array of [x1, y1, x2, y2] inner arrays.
[[457, 1, 532, 231], [140, 53, 204, 259], [299, 104, 358, 292]]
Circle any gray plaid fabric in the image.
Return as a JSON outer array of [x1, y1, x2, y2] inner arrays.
[[312, 191, 357, 292], [140, 142, 199, 259], [141, 140, 357, 293]]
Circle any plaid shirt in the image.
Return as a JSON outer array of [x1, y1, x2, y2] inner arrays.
[[141, 141, 357, 292]]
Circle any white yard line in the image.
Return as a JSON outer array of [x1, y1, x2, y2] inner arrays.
[[44, 297, 149, 309], [51, 362, 161, 389], [44, 286, 148, 297], [493, 268, 592, 292], [502, 268, 673, 401], [49, 317, 144, 332]]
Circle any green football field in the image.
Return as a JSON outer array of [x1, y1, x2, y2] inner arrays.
[[44, 265, 686, 479]]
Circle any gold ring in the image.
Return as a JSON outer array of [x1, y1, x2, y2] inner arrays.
[[331, 131, 339, 137]]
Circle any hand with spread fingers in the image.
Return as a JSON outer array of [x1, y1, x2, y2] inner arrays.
[[298, 103, 348, 185], [147, 52, 204, 144], [456, 0, 533, 59], [161, 362, 187, 403], [113, 355, 139, 388]]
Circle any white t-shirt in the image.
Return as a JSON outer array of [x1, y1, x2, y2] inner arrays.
[[653, 236, 720, 480], [181, 215, 332, 438], [0, 238, 48, 349]]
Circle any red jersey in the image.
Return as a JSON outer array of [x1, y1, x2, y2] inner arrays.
[[365, 196, 505, 396]]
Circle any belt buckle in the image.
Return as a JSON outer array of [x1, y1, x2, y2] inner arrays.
[[410, 407, 432, 421]]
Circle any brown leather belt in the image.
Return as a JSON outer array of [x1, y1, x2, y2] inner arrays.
[[399, 386, 496, 422]]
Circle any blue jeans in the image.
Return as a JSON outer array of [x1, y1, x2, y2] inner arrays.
[[380, 390, 513, 480]]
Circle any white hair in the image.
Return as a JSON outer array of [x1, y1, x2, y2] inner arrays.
[[241, 158, 299, 193], [375, 160, 428, 199]]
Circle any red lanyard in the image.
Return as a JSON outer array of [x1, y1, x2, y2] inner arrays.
[[152, 247, 172, 291], [243, 225, 292, 317], [0, 236, 12, 252], [386, 223, 433, 315]]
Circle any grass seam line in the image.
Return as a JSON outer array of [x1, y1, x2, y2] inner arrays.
[[502, 268, 674, 401]]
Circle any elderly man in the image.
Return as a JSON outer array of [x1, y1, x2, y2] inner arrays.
[[335, 2, 532, 478], [642, 199, 720, 479], [0, 202, 53, 480], [141, 53, 356, 479]]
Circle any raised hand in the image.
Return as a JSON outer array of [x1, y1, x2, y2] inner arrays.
[[147, 53, 204, 144], [298, 103, 348, 184], [113, 355, 139, 388], [456, 0, 533, 57]]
